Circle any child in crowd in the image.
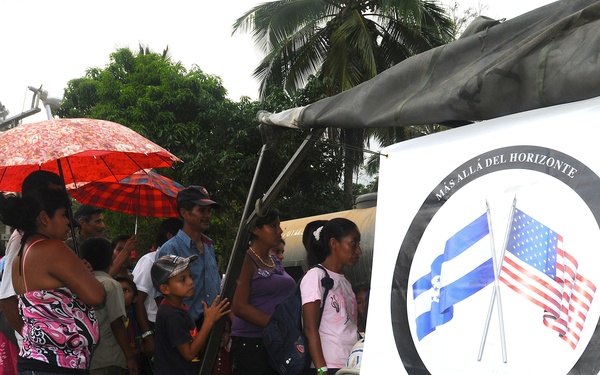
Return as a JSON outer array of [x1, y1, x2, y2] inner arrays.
[[111, 234, 136, 279], [132, 217, 183, 327], [212, 315, 233, 375], [268, 239, 285, 262], [354, 283, 370, 335], [116, 277, 144, 374], [345, 283, 370, 370], [301, 218, 361, 374], [200, 315, 233, 375], [81, 237, 138, 375], [151, 255, 230, 375], [196, 313, 233, 375]]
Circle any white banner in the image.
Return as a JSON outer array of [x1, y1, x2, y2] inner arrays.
[[364, 96, 600, 374]]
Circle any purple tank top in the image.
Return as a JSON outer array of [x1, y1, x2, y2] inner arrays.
[[231, 255, 296, 338]]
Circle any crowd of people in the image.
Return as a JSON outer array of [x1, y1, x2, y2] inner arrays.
[[0, 170, 370, 375]]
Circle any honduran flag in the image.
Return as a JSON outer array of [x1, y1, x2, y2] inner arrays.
[[413, 213, 495, 340]]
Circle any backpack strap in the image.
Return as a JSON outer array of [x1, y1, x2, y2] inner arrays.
[[313, 264, 333, 327]]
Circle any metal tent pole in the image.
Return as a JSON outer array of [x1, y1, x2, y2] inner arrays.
[[199, 126, 324, 375]]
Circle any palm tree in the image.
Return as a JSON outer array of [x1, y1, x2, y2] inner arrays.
[[234, 0, 455, 205]]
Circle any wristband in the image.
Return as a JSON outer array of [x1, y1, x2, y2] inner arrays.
[[141, 330, 155, 339], [317, 366, 328, 375]]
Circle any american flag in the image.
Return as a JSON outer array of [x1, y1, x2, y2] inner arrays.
[[500, 208, 596, 349]]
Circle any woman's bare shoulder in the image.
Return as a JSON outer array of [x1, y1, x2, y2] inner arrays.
[[31, 238, 74, 252], [27, 239, 79, 265]]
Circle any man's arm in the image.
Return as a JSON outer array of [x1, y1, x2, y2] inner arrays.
[[133, 292, 155, 358], [132, 252, 158, 357]]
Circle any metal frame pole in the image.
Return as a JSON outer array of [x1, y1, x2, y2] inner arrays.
[[200, 127, 324, 374]]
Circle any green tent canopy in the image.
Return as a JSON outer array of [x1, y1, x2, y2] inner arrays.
[[259, 0, 600, 129]]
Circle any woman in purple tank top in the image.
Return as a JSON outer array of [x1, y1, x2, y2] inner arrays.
[[0, 182, 106, 374], [231, 207, 296, 375]]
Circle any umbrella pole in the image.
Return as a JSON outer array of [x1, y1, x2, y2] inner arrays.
[[134, 216, 138, 235], [57, 159, 80, 257]]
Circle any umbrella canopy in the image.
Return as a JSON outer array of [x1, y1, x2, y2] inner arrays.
[[68, 170, 184, 218], [0, 118, 181, 192]]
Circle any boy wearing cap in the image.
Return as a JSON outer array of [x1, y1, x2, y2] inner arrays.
[[152, 255, 230, 375], [155, 186, 221, 326]]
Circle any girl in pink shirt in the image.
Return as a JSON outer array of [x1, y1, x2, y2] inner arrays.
[[300, 218, 362, 375]]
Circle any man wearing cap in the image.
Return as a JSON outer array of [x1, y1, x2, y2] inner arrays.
[[155, 186, 221, 325]]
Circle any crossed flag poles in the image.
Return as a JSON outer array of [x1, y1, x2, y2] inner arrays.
[[412, 198, 597, 362]]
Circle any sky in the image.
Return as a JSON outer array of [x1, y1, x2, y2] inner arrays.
[[1, 0, 556, 125]]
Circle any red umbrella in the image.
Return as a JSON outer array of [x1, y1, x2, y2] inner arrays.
[[0, 118, 181, 192], [68, 170, 184, 218]]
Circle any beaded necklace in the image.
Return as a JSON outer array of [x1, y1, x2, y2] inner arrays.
[[249, 246, 275, 268]]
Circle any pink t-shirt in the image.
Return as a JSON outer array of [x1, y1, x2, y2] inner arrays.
[[300, 266, 358, 368]]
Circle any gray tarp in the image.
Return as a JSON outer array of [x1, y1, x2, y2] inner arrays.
[[259, 0, 600, 129]]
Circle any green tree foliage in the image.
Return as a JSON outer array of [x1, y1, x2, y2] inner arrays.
[[233, 0, 455, 97], [233, 0, 455, 204], [58, 47, 346, 271]]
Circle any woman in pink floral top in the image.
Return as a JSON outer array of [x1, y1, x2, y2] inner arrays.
[[0, 185, 105, 373]]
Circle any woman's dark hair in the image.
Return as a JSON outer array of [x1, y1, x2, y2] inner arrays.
[[303, 220, 328, 267], [0, 187, 70, 233], [21, 170, 63, 193], [249, 207, 280, 242], [303, 218, 359, 267], [81, 237, 113, 271], [155, 218, 183, 247]]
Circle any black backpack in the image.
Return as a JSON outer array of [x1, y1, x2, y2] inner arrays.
[[262, 264, 333, 375]]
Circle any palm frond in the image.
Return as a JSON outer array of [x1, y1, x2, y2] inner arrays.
[[234, 0, 457, 192]]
